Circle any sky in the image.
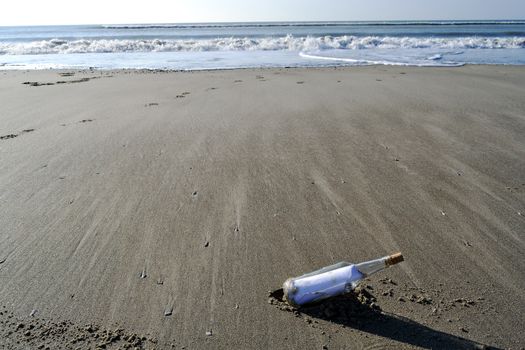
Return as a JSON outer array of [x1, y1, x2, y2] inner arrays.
[[1, 0, 524, 26]]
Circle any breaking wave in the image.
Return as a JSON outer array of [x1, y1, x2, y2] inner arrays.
[[1, 36, 524, 55]]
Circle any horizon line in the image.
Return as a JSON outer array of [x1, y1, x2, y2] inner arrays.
[[2, 18, 525, 28]]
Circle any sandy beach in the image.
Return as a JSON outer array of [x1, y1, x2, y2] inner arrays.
[[0, 65, 524, 349]]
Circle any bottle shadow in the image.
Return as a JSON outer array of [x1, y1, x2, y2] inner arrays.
[[272, 289, 500, 350]]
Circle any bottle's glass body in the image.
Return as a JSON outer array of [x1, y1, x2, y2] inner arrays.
[[283, 253, 403, 307]]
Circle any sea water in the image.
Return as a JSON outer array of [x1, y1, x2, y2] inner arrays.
[[0, 21, 524, 70]]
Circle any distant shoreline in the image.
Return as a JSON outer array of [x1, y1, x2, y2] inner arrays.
[[6, 63, 525, 73]]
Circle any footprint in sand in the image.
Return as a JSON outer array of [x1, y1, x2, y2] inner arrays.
[[22, 81, 54, 87], [24, 77, 95, 86], [145, 102, 159, 107], [234, 80, 243, 83], [67, 77, 94, 84], [296, 81, 305, 84], [176, 92, 190, 98], [1, 128, 35, 140], [0, 134, 18, 140]]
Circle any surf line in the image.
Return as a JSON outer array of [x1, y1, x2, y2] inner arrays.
[[299, 52, 463, 67]]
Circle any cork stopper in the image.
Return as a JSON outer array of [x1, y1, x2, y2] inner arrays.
[[385, 252, 404, 266]]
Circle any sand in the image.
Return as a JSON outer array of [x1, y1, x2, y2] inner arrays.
[[0, 65, 524, 349]]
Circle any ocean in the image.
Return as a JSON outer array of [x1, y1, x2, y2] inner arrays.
[[1, 21, 524, 70]]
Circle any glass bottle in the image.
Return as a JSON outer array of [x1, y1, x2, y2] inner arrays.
[[283, 253, 404, 307]]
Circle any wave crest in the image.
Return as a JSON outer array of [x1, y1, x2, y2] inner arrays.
[[1, 35, 524, 55]]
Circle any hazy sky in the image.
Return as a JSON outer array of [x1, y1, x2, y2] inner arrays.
[[2, 0, 524, 26]]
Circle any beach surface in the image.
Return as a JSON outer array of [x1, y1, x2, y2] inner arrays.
[[0, 66, 524, 349]]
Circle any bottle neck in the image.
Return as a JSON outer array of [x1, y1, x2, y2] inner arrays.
[[354, 257, 388, 276], [355, 253, 404, 276]]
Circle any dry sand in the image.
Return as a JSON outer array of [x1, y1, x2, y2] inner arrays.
[[0, 66, 524, 349]]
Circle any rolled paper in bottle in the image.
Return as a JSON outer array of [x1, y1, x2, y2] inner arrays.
[[283, 264, 364, 307]]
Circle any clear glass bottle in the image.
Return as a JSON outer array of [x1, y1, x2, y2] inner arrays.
[[283, 253, 404, 307]]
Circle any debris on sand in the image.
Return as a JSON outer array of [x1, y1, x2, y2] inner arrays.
[[164, 307, 173, 317]]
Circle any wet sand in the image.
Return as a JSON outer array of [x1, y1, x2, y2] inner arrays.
[[0, 66, 524, 349]]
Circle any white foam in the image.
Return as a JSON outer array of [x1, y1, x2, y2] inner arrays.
[[1, 35, 524, 55], [428, 54, 443, 60], [299, 52, 463, 67]]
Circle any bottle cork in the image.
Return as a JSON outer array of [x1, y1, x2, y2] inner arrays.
[[385, 252, 404, 266]]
